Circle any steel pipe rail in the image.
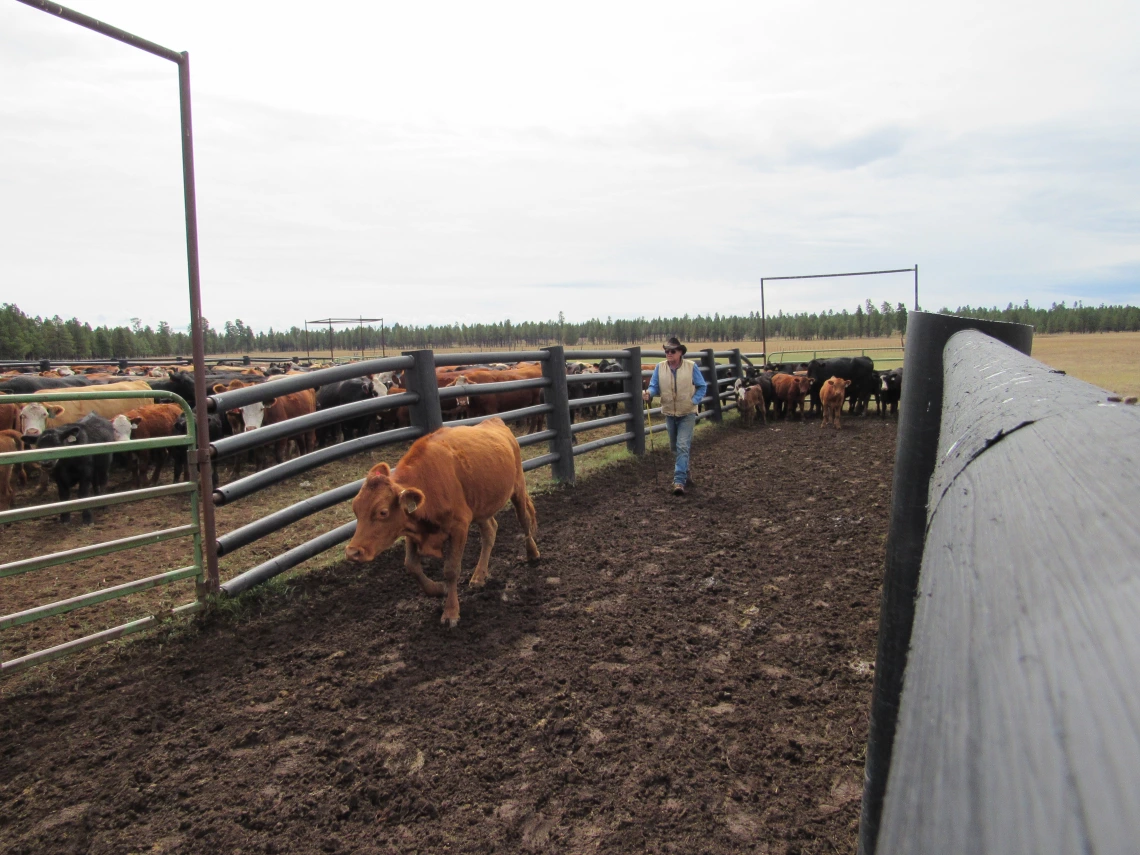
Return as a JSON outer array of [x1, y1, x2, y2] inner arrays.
[[522, 452, 559, 472], [568, 392, 629, 411], [437, 377, 549, 399], [206, 355, 413, 412], [571, 413, 633, 434], [210, 392, 417, 460], [221, 521, 359, 598], [0, 482, 194, 526], [572, 432, 635, 455], [445, 403, 553, 429], [216, 480, 365, 556], [564, 350, 632, 360], [213, 425, 422, 505], [517, 429, 558, 448], [433, 351, 548, 366], [1, 525, 196, 579]]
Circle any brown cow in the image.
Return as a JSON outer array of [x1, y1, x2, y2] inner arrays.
[[111, 403, 185, 487], [0, 429, 23, 511], [819, 377, 851, 429], [442, 364, 545, 433], [734, 381, 767, 428], [771, 373, 813, 420], [212, 380, 318, 475], [345, 418, 540, 627]]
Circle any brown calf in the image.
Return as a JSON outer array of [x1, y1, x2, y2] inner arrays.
[[819, 377, 851, 429]]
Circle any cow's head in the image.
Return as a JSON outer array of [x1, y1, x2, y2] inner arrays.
[[447, 375, 473, 411], [344, 462, 424, 563], [238, 399, 276, 432], [111, 414, 134, 442], [18, 401, 66, 437]]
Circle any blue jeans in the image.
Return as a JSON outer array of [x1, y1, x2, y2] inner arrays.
[[665, 413, 696, 486]]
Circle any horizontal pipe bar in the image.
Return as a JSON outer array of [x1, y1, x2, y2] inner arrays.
[[221, 521, 358, 597], [565, 370, 632, 384], [437, 377, 549, 399], [445, 403, 553, 428], [522, 452, 559, 472], [433, 351, 548, 366], [211, 392, 417, 460], [16, 0, 183, 62], [0, 481, 195, 526], [217, 480, 364, 556], [569, 392, 628, 410], [0, 525, 196, 578], [563, 350, 632, 360], [207, 355, 413, 412], [572, 432, 634, 456], [516, 429, 558, 448], [1, 565, 202, 630], [571, 413, 633, 434], [1, 601, 203, 676], [763, 266, 914, 282], [213, 425, 423, 505]]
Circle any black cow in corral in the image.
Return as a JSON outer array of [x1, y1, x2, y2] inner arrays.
[[595, 360, 625, 418], [26, 412, 115, 523], [845, 370, 881, 416], [806, 356, 876, 416], [315, 378, 379, 447], [566, 364, 599, 424], [879, 367, 903, 417]]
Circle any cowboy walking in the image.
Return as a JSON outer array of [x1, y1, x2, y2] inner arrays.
[[642, 336, 708, 496]]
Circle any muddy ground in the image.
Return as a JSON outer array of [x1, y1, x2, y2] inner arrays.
[[1, 411, 896, 854]]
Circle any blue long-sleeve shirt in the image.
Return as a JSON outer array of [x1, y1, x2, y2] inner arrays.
[[647, 360, 708, 406]]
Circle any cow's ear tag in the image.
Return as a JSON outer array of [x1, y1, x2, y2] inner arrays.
[[400, 489, 423, 515], [66, 435, 77, 444]]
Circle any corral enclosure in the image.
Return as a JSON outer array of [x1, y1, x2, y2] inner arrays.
[[1, 404, 896, 853]]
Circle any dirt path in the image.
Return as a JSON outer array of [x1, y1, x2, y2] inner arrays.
[[1, 413, 895, 854]]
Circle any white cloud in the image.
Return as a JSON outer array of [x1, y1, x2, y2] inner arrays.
[[1, 0, 1138, 333]]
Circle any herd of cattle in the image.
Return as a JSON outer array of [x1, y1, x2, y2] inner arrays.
[[0, 354, 903, 521]]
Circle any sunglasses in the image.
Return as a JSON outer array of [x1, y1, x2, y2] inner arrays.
[[664, 348, 680, 355]]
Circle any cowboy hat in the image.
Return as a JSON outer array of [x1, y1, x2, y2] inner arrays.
[[662, 336, 687, 355]]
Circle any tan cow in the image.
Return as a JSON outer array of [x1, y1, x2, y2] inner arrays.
[[820, 377, 851, 429], [16, 380, 154, 437], [345, 418, 540, 627]]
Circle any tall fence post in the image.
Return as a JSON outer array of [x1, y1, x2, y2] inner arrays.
[[858, 311, 1034, 855], [619, 346, 646, 456], [700, 348, 723, 422], [540, 345, 575, 484], [403, 349, 443, 435]]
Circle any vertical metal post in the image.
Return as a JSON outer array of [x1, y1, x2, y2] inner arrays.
[[760, 278, 767, 363], [729, 348, 745, 384], [858, 311, 1034, 855], [305, 322, 310, 360], [540, 346, 575, 484], [177, 52, 219, 593], [403, 349, 443, 435], [619, 346, 645, 457], [381, 319, 386, 357], [328, 321, 334, 363], [913, 264, 919, 311], [699, 349, 722, 422]]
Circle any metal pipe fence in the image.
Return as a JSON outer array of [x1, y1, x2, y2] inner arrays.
[[0, 389, 205, 674]]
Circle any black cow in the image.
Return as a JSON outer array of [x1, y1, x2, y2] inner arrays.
[[28, 412, 115, 523], [806, 356, 875, 416], [879, 368, 903, 417], [315, 378, 378, 446], [846, 370, 881, 416], [0, 374, 114, 394]]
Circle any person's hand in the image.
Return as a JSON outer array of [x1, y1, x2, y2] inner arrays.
[[643, 390, 651, 402]]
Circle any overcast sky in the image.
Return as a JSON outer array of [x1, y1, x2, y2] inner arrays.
[[3, 0, 1138, 333]]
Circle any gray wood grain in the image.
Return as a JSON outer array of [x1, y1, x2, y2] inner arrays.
[[877, 331, 1140, 853]]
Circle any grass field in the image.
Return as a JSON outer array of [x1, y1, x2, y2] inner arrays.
[[273, 331, 1138, 397]]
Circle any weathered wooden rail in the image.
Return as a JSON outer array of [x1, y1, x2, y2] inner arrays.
[[859, 311, 1140, 854]]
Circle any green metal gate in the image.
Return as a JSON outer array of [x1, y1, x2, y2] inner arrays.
[[0, 389, 206, 675]]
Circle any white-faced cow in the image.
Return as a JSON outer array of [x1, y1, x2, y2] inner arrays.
[[345, 418, 540, 627]]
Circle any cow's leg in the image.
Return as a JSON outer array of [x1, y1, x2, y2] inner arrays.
[[468, 517, 498, 587], [511, 487, 541, 562], [440, 524, 471, 627], [403, 539, 445, 598]]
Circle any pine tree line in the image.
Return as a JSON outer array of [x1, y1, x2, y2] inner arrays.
[[2, 300, 1138, 361]]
